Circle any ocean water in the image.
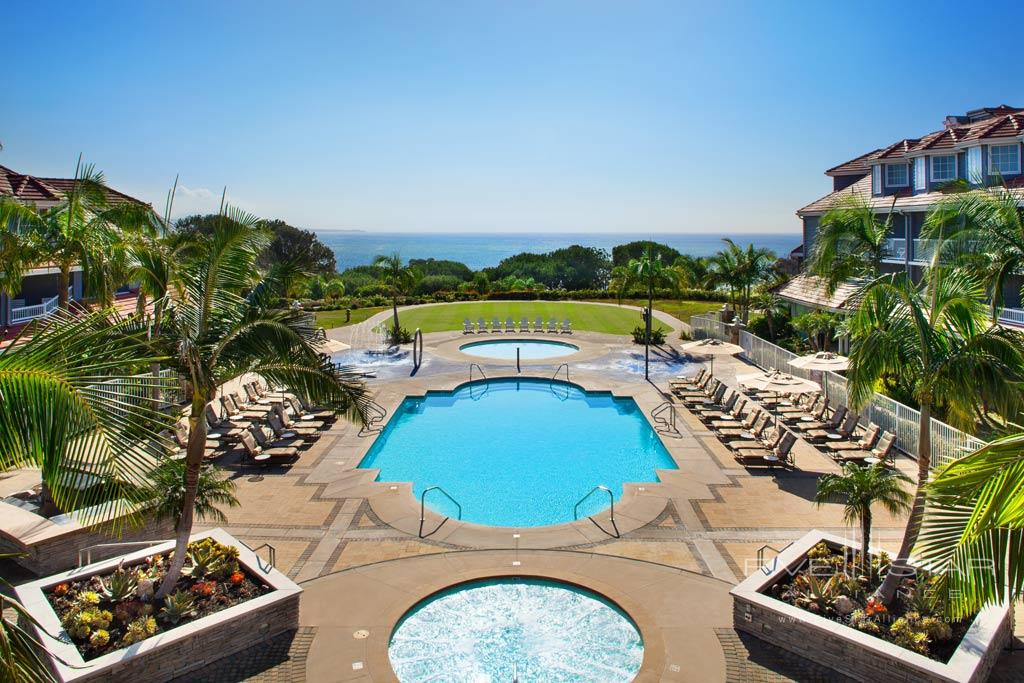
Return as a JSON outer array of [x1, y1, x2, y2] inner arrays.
[[316, 231, 799, 271]]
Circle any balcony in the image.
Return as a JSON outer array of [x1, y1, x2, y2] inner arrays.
[[882, 238, 906, 262], [998, 307, 1024, 328], [9, 287, 72, 325], [911, 239, 937, 264]]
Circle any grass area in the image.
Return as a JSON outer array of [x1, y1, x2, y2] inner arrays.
[[315, 306, 388, 328], [319, 300, 721, 335], [612, 299, 723, 327]]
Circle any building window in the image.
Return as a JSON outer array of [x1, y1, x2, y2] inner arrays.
[[885, 164, 908, 187], [930, 154, 957, 182], [871, 165, 881, 194], [990, 144, 1021, 175], [914, 157, 926, 190]]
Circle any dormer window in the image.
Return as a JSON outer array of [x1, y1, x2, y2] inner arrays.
[[930, 154, 957, 182], [885, 164, 908, 187], [990, 144, 1021, 175]]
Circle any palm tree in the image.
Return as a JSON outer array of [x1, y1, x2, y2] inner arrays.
[[0, 222, 40, 330], [672, 254, 713, 289], [373, 252, 416, 334], [846, 262, 1024, 603], [751, 290, 788, 341], [0, 310, 175, 517], [915, 433, 1024, 619], [145, 458, 239, 528], [806, 195, 898, 296], [707, 239, 775, 324], [614, 243, 682, 380], [153, 204, 369, 598], [928, 185, 1024, 322], [0, 157, 151, 310], [814, 463, 912, 575], [1, 577, 58, 682]]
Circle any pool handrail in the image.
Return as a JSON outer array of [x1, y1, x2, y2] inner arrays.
[[573, 485, 619, 537], [551, 363, 570, 382], [419, 485, 462, 538], [651, 401, 678, 434], [469, 363, 487, 382]]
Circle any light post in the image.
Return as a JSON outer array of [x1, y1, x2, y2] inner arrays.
[[643, 306, 651, 380]]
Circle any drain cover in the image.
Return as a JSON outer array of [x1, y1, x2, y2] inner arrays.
[[353, 629, 370, 639]]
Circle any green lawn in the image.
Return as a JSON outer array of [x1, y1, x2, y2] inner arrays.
[[315, 306, 388, 328], [319, 300, 720, 335], [610, 299, 723, 327]]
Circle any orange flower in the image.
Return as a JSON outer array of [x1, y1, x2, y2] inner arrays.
[[864, 597, 888, 616], [52, 583, 70, 596], [191, 581, 216, 597], [229, 571, 245, 585]]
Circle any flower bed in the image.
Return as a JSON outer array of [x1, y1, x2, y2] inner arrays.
[[731, 530, 1012, 683], [16, 529, 301, 683]]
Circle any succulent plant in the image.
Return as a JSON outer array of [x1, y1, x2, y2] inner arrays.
[[99, 563, 138, 603], [120, 616, 158, 646], [159, 590, 196, 625]]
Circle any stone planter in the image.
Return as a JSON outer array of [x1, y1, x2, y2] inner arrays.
[[15, 528, 301, 683], [731, 530, 1012, 683]]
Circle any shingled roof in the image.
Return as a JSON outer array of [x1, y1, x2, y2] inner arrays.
[[797, 174, 1024, 216], [0, 164, 148, 208], [772, 274, 862, 312]]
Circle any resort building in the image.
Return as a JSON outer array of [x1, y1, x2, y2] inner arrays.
[[0, 164, 146, 330], [782, 105, 1024, 322]]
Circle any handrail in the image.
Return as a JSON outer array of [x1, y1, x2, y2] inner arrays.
[[651, 401, 678, 433], [237, 539, 277, 573], [412, 327, 424, 370], [573, 485, 619, 537], [358, 399, 387, 436], [756, 542, 792, 571], [469, 363, 487, 382], [78, 539, 172, 568], [419, 486, 462, 538], [551, 363, 569, 382]]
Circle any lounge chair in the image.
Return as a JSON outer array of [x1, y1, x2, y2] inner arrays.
[[249, 423, 304, 451], [288, 396, 334, 421], [829, 423, 881, 453], [673, 373, 712, 398], [734, 431, 797, 468], [695, 392, 739, 421], [712, 407, 763, 434], [477, 318, 487, 333], [806, 410, 859, 443], [717, 411, 770, 440], [505, 317, 515, 332], [703, 397, 747, 424], [204, 403, 247, 439], [786, 398, 830, 426], [725, 418, 778, 451], [778, 394, 819, 419], [491, 317, 502, 333], [561, 319, 572, 334], [669, 368, 706, 390], [463, 319, 474, 334], [240, 431, 299, 462], [836, 432, 896, 465], [519, 318, 530, 332], [681, 380, 725, 407], [171, 422, 220, 459], [547, 319, 558, 333], [231, 391, 273, 417], [272, 404, 323, 434], [533, 317, 544, 332], [793, 405, 847, 434]]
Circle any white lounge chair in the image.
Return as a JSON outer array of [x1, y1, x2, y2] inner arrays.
[[519, 317, 530, 332], [463, 319, 473, 334], [505, 317, 515, 332], [533, 317, 544, 332], [477, 318, 487, 333], [491, 317, 502, 333], [561, 319, 572, 334], [547, 320, 558, 333]]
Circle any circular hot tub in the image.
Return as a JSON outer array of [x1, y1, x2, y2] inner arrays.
[[388, 577, 643, 682], [459, 338, 579, 360]]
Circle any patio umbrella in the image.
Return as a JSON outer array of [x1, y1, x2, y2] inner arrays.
[[736, 370, 821, 428], [680, 338, 744, 378], [788, 351, 849, 399]]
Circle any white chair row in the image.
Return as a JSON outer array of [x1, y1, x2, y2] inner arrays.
[[463, 317, 572, 334]]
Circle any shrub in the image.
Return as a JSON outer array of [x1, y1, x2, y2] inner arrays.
[[386, 326, 414, 345], [414, 274, 462, 295], [631, 325, 667, 345]]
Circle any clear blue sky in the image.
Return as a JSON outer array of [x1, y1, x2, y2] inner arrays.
[[4, 1, 1022, 234]]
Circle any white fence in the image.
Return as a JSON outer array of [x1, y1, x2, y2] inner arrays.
[[689, 315, 985, 469]]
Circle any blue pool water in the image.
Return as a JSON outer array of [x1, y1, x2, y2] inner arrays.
[[460, 339, 579, 360], [358, 378, 676, 527], [389, 578, 644, 682]]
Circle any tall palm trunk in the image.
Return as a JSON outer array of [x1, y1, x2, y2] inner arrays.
[[58, 264, 71, 311], [644, 281, 653, 380], [156, 396, 209, 599], [861, 508, 872, 576], [875, 403, 930, 602], [391, 296, 400, 332]]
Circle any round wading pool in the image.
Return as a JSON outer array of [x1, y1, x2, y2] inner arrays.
[[388, 577, 644, 682], [459, 338, 579, 360]]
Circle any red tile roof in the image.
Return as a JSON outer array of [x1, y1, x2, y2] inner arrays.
[[0, 164, 148, 208]]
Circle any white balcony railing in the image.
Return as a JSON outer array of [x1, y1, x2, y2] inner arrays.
[[912, 239, 938, 263], [9, 287, 71, 325], [998, 307, 1024, 328], [882, 238, 906, 261]]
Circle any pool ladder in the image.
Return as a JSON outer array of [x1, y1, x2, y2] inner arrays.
[[651, 401, 679, 434], [357, 399, 388, 436], [419, 485, 462, 538], [469, 363, 487, 382], [551, 363, 570, 382], [573, 485, 620, 538]]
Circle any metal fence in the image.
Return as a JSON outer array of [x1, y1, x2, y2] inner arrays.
[[689, 315, 986, 469]]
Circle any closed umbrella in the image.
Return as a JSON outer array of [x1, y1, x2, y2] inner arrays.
[[788, 351, 849, 399], [681, 338, 744, 378]]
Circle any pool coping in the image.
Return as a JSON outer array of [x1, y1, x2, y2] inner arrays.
[[323, 365, 712, 550], [430, 333, 613, 365], [299, 548, 734, 682]]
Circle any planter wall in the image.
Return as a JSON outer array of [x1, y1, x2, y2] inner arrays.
[[0, 501, 175, 576], [15, 528, 301, 683], [731, 530, 1012, 683]]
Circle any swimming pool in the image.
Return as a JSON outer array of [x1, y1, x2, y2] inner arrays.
[[388, 577, 644, 682], [460, 338, 579, 360], [358, 378, 676, 527]]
